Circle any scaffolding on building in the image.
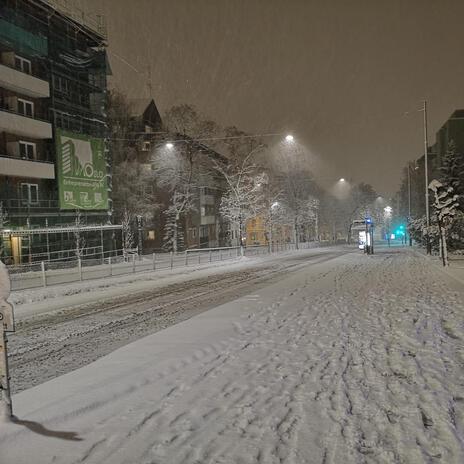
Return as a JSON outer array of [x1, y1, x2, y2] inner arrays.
[[1, 224, 123, 265], [40, 0, 107, 39]]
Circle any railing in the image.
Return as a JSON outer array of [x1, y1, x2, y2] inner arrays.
[[0, 198, 60, 211], [5, 242, 323, 291], [0, 101, 50, 123], [0, 153, 55, 164], [0, 60, 48, 81]]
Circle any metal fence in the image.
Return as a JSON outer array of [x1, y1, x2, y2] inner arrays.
[[7, 242, 321, 291]]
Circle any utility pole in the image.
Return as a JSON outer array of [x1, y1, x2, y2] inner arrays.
[[423, 100, 431, 254]]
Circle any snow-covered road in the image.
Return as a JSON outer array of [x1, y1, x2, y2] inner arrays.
[[9, 248, 345, 393], [1, 248, 464, 463]]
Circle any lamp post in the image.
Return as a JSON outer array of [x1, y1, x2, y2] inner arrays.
[[421, 100, 431, 254], [268, 201, 279, 253], [136, 215, 143, 257], [407, 162, 419, 246], [384, 206, 392, 247]]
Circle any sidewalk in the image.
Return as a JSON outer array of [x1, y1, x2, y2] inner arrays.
[[411, 246, 464, 288]]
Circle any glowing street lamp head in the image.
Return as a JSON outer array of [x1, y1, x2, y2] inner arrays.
[[285, 134, 294, 142], [339, 178, 345, 182], [166, 142, 174, 149]]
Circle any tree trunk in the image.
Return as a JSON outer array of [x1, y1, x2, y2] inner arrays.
[[239, 215, 244, 256], [173, 214, 178, 254], [294, 219, 299, 250]]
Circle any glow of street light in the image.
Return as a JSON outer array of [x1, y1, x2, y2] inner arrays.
[[339, 178, 345, 182], [166, 142, 174, 149], [384, 206, 393, 217], [285, 135, 294, 142]]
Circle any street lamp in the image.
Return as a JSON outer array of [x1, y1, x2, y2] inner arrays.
[[166, 142, 174, 149], [384, 206, 392, 246], [268, 201, 280, 253], [407, 162, 419, 246], [285, 134, 294, 142], [136, 215, 143, 257], [339, 178, 345, 182]]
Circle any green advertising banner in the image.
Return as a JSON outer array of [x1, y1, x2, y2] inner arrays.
[[55, 129, 109, 210]]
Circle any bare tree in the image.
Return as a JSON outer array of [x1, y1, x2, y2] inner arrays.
[[153, 104, 220, 252], [121, 208, 135, 260], [429, 179, 459, 266], [215, 147, 265, 254], [108, 90, 159, 226]]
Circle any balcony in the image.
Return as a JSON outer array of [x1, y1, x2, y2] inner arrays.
[[200, 193, 215, 205], [0, 108, 52, 139], [201, 215, 216, 226], [0, 155, 55, 179], [0, 63, 50, 98]]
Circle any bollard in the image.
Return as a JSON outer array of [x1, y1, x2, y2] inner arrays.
[[170, 251, 174, 269], [41, 261, 46, 287], [185, 250, 188, 266], [109, 256, 112, 276], [209, 250, 212, 262], [132, 254, 136, 273], [153, 252, 156, 271], [78, 258, 82, 281]]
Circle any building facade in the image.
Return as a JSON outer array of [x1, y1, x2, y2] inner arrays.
[[0, 0, 116, 264]]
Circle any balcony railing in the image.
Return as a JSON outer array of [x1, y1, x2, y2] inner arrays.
[[0, 198, 60, 211], [0, 63, 50, 99], [0, 105, 52, 139], [0, 154, 55, 179]]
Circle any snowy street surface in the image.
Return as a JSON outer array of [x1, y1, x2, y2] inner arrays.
[[1, 248, 464, 463]]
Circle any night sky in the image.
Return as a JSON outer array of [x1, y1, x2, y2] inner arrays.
[[84, 0, 464, 196]]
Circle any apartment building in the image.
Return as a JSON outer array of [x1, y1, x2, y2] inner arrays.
[[0, 0, 117, 264]]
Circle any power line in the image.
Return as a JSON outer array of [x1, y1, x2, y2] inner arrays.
[[107, 132, 287, 143]]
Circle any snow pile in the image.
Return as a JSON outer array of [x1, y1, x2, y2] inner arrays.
[[1, 249, 463, 463]]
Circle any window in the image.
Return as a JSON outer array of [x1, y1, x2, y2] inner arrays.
[[53, 75, 69, 94], [142, 141, 151, 151], [19, 141, 36, 160], [17, 98, 34, 117], [200, 225, 208, 238], [15, 55, 31, 74], [20, 183, 38, 205]]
